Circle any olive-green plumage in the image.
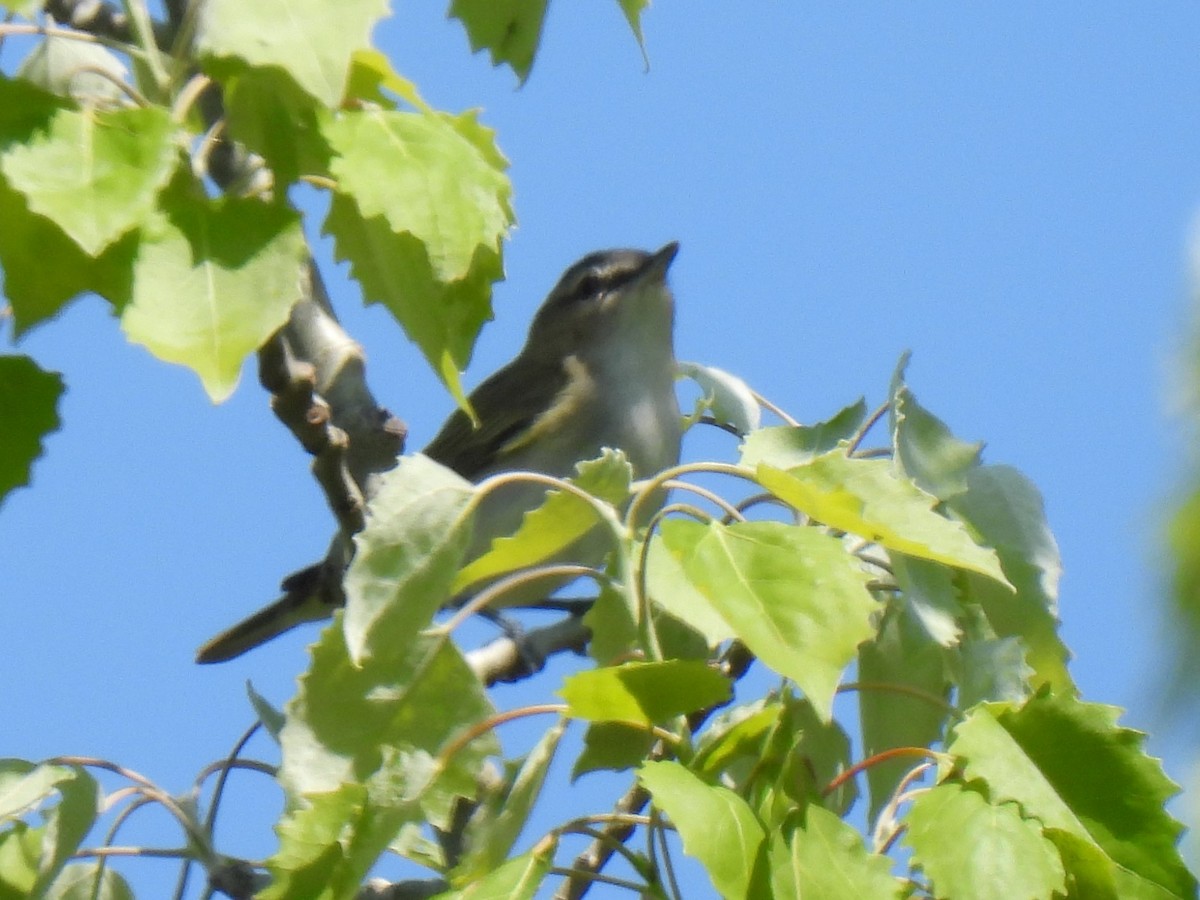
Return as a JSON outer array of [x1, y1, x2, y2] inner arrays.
[[196, 243, 682, 663]]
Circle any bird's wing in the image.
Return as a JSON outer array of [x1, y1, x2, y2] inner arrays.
[[423, 355, 578, 479]]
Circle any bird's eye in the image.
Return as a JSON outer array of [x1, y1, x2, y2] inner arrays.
[[574, 272, 603, 299]]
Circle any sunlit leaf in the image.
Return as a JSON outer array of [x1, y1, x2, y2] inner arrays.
[[904, 782, 1066, 900], [659, 519, 876, 720], [560, 660, 730, 728]]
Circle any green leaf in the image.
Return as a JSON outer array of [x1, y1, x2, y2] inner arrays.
[[892, 552, 963, 646], [263, 757, 429, 900], [324, 195, 502, 411], [438, 847, 553, 899], [246, 682, 286, 741], [278, 629, 497, 831], [903, 782, 1066, 900], [617, 0, 652, 65], [955, 606, 1033, 709], [950, 693, 1196, 898], [559, 660, 730, 728], [769, 806, 902, 899], [448, 0, 551, 83], [121, 175, 307, 401], [325, 108, 512, 285], [644, 532, 736, 647], [951, 465, 1071, 692], [41, 863, 132, 900], [678, 360, 762, 435], [16, 33, 129, 105], [659, 519, 877, 720], [454, 450, 631, 593], [223, 67, 332, 188], [572, 722, 654, 779], [757, 451, 1011, 586], [639, 760, 768, 899], [198, 0, 390, 105], [0, 356, 63, 507], [857, 603, 951, 825], [342, 454, 475, 663], [738, 399, 868, 469], [0, 822, 40, 899], [460, 718, 566, 878], [889, 355, 983, 499], [0, 179, 135, 334], [0, 105, 177, 256], [33, 770, 98, 896], [0, 761, 74, 821]]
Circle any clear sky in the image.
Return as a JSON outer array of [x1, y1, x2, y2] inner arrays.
[[5, 3, 1200, 895]]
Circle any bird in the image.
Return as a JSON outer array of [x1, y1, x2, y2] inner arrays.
[[195, 242, 683, 663]]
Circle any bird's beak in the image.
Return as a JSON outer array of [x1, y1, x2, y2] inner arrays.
[[643, 241, 680, 281]]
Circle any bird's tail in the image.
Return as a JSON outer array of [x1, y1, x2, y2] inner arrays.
[[195, 564, 337, 663]]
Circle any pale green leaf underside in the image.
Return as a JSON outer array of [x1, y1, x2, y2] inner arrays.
[[756, 452, 1011, 587]]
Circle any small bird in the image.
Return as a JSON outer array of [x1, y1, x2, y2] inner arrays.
[[196, 243, 683, 663]]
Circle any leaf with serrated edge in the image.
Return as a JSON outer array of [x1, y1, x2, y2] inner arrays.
[[122, 176, 306, 401], [950, 694, 1196, 898], [198, 0, 390, 105], [757, 452, 1011, 587], [278, 628, 497, 830], [441, 848, 553, 899], [739, 399, 868, 469], [325, 108, 511, 284], [903, 782, 1066, 900], [454, 450, 630, 593], [889, 354, 983, 500], [640, 760, 767, 899], [324, 194, 498, 412], [343, 454, 475, 663], [448, 0, 551, 82], [559, 660, 730, 728], [0, 356, 63, 506], [0, 105, 176, 256], [659, 519, 876, 720]]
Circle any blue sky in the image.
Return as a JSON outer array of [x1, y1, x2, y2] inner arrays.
[[5, 3, 1200, 895]]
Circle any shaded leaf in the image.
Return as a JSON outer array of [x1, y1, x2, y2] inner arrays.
[[278, 629, 497, 831], [0, 356, 63, 507], [454, 450, 630, 593], [460, 718, 566, 877], [448, 0, 551, 83], [572, 722, 654, 779], [342, 454, 475, 663], [41, 863, 132, 900], [889, 354, 983, 499], [858, 603, 951, 825], [0, 180, 135, 334], [951, 465, 1071, 692]]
